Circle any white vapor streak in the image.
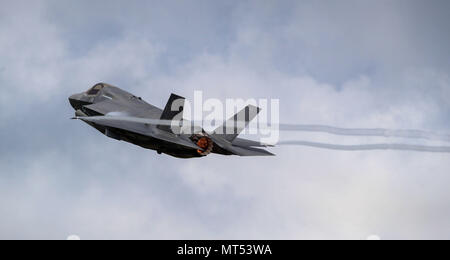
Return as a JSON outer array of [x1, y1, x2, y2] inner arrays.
[[77, 117, 450, 141], [277, 124, 450, 142], [278, 124, 450, 142], [278, 141, 450, 153]]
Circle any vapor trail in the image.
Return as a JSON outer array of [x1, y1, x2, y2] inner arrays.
[[278, 141, 450, 153], [277, 124, 450, 142], [77, 116, 450, 142]]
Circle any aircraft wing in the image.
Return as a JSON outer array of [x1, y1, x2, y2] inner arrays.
[[75, 116, 202, 151]]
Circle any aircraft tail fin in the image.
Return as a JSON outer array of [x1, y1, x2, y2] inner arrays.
[[157, 93, 185, 133], [213, 105, 261, 142]]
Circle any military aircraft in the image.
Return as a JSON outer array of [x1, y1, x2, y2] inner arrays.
[[69, 83, 274, 158]]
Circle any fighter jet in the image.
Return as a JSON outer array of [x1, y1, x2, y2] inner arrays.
[[69, 83, 274, 158]]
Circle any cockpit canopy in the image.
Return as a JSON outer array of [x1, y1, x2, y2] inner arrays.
[[86, 83, 105, 96]]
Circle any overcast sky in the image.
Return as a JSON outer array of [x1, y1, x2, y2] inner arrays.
[[1, 0, 450, 239]]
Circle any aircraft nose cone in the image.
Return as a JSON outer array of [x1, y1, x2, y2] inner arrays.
[[69, 93, 84, 110], [69, 93, 78, 100]]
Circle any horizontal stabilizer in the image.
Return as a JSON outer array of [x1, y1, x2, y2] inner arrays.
[[226, 145, 275, 156], [232, 137, 274, 148], [209, 134, 274, 156]]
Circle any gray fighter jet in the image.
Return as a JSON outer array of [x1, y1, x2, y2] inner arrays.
[[69, 83, 274, 158]]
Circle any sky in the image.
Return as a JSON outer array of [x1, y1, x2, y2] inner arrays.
[[0, 0, 450, 239]]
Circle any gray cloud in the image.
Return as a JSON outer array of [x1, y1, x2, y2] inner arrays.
[[0, 0, 449, 239]]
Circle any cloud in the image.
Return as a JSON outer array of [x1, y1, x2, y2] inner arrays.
[[0, 0, 449, 239]]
